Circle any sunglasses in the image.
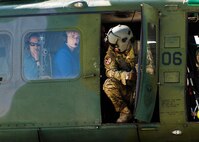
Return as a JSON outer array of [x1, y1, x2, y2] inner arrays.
[[29, 42, 40, 47]]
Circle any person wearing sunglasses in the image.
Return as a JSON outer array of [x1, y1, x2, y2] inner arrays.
[[53, 31, 80, 78], [103, 25, 137, 123], [23, 33, 41, 80]]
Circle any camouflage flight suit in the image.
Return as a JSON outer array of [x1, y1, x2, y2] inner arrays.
[[196, 49, 199, 71], [103, 45, 136, 113]]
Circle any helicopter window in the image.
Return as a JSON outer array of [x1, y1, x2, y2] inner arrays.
[[23, 31, 80, 80], [0, 34, 11, 82]]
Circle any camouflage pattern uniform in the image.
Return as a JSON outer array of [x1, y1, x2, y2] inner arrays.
[[196, 49, 199, 71], [103, 45, 136, 116]]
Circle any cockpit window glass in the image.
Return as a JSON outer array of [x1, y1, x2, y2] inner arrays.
[[23, 31, 80, 80], [0, 34, 11, 82]]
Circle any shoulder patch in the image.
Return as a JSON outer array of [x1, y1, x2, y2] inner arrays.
[[105, 57, 112, 65]]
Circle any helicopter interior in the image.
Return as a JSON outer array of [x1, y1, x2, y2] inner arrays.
[[100, 11, 160, 123], [186, 13, 199, 122]]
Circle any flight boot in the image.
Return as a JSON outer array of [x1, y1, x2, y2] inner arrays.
[[116, 107, 133, 123]]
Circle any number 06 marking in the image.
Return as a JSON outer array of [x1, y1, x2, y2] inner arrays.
[[162, 52, 182, 65]]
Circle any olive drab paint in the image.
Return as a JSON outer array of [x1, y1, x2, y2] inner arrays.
[[0, 0, 198, 142]]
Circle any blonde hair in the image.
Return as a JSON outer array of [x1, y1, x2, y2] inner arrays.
[[66, 31, 79, 37]]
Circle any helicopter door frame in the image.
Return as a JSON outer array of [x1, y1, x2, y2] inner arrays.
[[134, 3, 159, 122]]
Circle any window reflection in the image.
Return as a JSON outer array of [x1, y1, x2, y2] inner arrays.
[[146, 23, 156, 75]]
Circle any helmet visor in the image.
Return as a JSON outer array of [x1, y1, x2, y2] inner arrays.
[[107, 30, 120, 45]]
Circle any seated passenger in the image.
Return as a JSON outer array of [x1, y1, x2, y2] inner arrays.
[[24, 33, 41, 80], [53, 31, 80, 78]]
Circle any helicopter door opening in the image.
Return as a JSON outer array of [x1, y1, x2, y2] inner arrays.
[[100, 6, 159, 123], [100, 11, 141, 123], [134, 4, 159, 122], [186, 13, 199, 121]]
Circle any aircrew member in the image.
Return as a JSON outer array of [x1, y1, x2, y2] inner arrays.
[[103, 25, 137, 123]]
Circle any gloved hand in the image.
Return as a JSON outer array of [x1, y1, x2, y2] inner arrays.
[[121, 71, 136, 85], [126, 70, 136, 80], [121, 71, 127, 85]]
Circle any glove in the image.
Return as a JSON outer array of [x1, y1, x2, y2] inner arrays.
[[121, 71, 136, 85], [126, 71, 137, 80], [121, 71, 127, 85]]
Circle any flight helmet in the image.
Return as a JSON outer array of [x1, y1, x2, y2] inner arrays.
[[105, 25, 133, 52]]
